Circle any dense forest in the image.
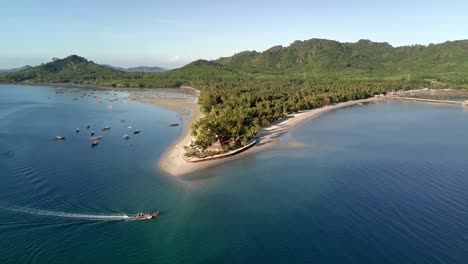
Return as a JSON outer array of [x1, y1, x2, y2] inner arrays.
[[1, 39, 468, 151]]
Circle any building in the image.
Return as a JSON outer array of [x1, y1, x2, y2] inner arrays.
[[206, 139, 225, 153]]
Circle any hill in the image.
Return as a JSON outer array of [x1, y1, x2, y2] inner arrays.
[[102, 65, 167, 73], [0, 65, 33, 73], [215, 38, 468, 77], [2, 38, 468, 88], [0, 55, 126, 84]]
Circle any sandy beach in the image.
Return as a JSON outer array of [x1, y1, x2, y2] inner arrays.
[[135, 90, 381, 177]]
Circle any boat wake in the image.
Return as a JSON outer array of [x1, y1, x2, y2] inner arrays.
[[5, 206, 134, 221]]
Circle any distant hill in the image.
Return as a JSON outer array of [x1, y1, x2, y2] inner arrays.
[[0, 65, 33, 73], [102, 64, 167, 73], [0, 55, 125, 84]]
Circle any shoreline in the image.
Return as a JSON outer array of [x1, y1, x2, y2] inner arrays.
[[154, 96, 382, 177]]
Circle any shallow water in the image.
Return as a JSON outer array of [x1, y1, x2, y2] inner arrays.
[[1, 85, 468, 263]]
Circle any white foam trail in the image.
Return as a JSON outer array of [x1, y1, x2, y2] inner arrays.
[[7, 206, 133, 221]]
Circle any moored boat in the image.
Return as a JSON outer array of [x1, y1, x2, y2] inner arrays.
[[123, 135, 130, 139], [170, 123, 179, 127], [91, 141, 99, 147], [53, 136, 66, 140], [133, 130, 140, 134], [89, 136, 102, 140], [102, 126, 110, 131]]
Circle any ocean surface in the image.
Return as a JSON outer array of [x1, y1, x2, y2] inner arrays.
[[1, 84, 468, 263]]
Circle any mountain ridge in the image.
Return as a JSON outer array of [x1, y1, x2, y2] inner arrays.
[[0, 65, 33, 73], [1, 38, 468, 88], [101, 64, 167, 73]]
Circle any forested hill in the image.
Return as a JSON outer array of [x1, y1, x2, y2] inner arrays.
[[1, 39, 468, 88], [0, 55, 126, 83], [215, 38, 468, 76]]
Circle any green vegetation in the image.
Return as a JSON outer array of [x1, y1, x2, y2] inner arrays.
[[2, 38, 468, 151]]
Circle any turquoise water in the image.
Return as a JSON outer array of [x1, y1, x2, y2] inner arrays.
[[1, 85, 468, 263]]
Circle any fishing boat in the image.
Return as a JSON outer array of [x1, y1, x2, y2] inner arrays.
[[133, 130, 140, 134], [91, 141, 99, 147], [89, 136, 102, 140], [53, 136, 66, 140], [170, 123, 179, 127], [135, 211, 159, 220]]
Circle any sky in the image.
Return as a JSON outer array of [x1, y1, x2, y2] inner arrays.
[[1, 0, 467, 69]]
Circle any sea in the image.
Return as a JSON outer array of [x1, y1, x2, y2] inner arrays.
[[1, 84, 468, 263]]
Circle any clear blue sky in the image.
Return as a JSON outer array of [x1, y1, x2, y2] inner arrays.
[[1, 0, 467, 69]]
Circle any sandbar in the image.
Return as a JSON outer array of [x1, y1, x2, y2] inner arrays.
[[138, 91, 381, 176]]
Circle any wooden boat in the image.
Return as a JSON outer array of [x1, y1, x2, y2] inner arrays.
[[135, 211, 159, 220]]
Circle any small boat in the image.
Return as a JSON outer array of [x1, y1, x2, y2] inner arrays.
[[102, 126, 110, 131], [89, 136, 102, 140], [133, 130, 140, 134], [53, 136, 65, 140], [135, 211, 159, 220], [75, 128, 80, 133], [73, 98, 78, 101], [123, 135, 130, 139], [91, 141, 99, 147], [86, 125, 90, 129], [90, 131, 95, 136], [120, 119, 126, 123], [170, 123, 179, 127]]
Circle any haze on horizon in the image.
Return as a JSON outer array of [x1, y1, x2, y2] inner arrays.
[[2, 0, 467, 69]]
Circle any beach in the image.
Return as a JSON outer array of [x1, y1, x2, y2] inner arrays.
[[133, 89, 381, 176]]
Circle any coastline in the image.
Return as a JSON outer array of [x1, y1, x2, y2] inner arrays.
[[150, 95, 381, 177]]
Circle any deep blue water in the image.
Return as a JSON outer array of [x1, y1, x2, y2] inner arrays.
[[1, 84, 468, 263]]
